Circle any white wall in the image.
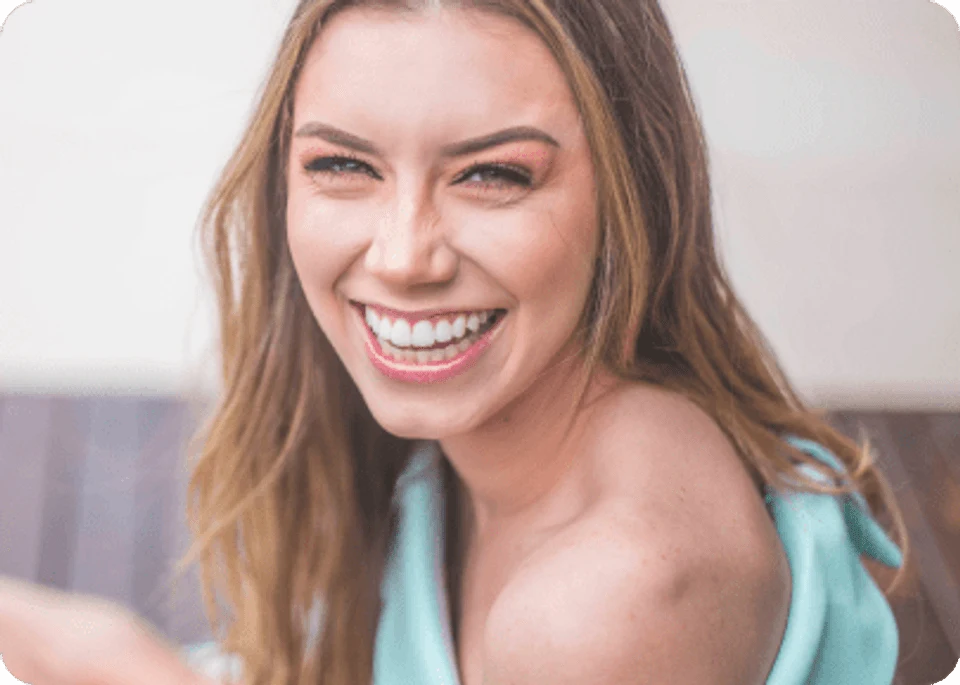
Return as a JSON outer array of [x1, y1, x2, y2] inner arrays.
[[667, 2, 960, 408], [0, 0, 297, 399], [0, 0, 957, 409]]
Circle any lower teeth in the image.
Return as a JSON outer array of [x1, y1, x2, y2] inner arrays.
[[378, 330, 480, 364]]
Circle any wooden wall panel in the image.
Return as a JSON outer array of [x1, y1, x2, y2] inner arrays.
[[0, 396, 56, 582], [34, 398, 92, 594], [832, 411, 960, 683]]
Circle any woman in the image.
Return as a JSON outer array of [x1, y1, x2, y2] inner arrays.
[[0, 1, 909, 684]]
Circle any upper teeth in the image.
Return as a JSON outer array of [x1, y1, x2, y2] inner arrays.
[[364, 306, 496, 349]]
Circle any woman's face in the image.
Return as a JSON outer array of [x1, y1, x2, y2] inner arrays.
[[286, 7, 599, 440]]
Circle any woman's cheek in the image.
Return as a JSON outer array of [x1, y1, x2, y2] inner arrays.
[[288, 199, 344, 263], [287, 212, 339, 297]]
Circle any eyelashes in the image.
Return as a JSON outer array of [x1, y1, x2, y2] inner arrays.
[[302, 153, 534, 190]]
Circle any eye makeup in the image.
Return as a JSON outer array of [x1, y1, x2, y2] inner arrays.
[[299, 150, 541, 191]]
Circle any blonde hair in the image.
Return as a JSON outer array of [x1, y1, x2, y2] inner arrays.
[[169, 1, 910, 683]]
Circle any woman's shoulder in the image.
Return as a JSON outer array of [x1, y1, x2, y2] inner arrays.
[[601, 383, 790, 597], [483, 384, 791, 682], [486, 515, 788, 683], [584, 383, 784, 571]]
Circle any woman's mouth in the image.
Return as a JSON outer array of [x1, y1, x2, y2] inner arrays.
[[351, 303, 508, 383]]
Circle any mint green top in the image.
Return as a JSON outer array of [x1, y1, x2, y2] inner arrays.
[[182, 436, 903, 684]]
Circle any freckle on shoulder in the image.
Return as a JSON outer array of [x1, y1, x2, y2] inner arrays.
[[584, 383, 779, 575]]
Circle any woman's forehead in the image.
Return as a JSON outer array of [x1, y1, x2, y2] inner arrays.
[[292, 7, 578, 132]]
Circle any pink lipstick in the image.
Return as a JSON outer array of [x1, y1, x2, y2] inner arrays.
[[352, 304, 507, 384]]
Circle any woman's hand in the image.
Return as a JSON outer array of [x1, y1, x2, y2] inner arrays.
[[0, 575, 216, 685]]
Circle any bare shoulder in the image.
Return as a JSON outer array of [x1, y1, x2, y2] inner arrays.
[[586, 383, 786, 576], [482, 384, 791, 684]]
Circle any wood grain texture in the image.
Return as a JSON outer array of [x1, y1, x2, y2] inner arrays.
[[0, 396, 55, 582], [0, 394, 212, 646]]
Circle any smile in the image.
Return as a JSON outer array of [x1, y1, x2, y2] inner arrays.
[[351, 303, 508, 384]]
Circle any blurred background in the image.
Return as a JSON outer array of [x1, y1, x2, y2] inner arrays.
[[0, 0, 957, 682]]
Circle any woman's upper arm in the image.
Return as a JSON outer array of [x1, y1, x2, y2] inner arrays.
[[481, 519, 786, 685]]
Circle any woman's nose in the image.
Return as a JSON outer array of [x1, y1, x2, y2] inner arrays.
[[364, 196, 458, 288]]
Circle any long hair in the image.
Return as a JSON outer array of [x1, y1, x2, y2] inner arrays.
[[169, 1, 911, 683]]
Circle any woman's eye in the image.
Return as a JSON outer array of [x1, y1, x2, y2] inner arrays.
[[304, 155, 376, 178], [458, 164, 533, 189], [303, 156, 532, 190]]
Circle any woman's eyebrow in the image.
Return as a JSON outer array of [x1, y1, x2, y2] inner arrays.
[[293, 121, 560, 158]]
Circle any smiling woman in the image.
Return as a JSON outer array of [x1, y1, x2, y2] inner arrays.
[[167, 2, 910, 685]]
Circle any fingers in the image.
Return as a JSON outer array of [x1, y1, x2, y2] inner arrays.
[[0, 577, 221, 685]]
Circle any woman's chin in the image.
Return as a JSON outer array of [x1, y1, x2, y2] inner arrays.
[[377, 424, 450, 441], [368, 405, 473, 442]]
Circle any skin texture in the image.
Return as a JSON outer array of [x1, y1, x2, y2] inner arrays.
[[479, 386, 793, 685], [286, 6, 621, 547]]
